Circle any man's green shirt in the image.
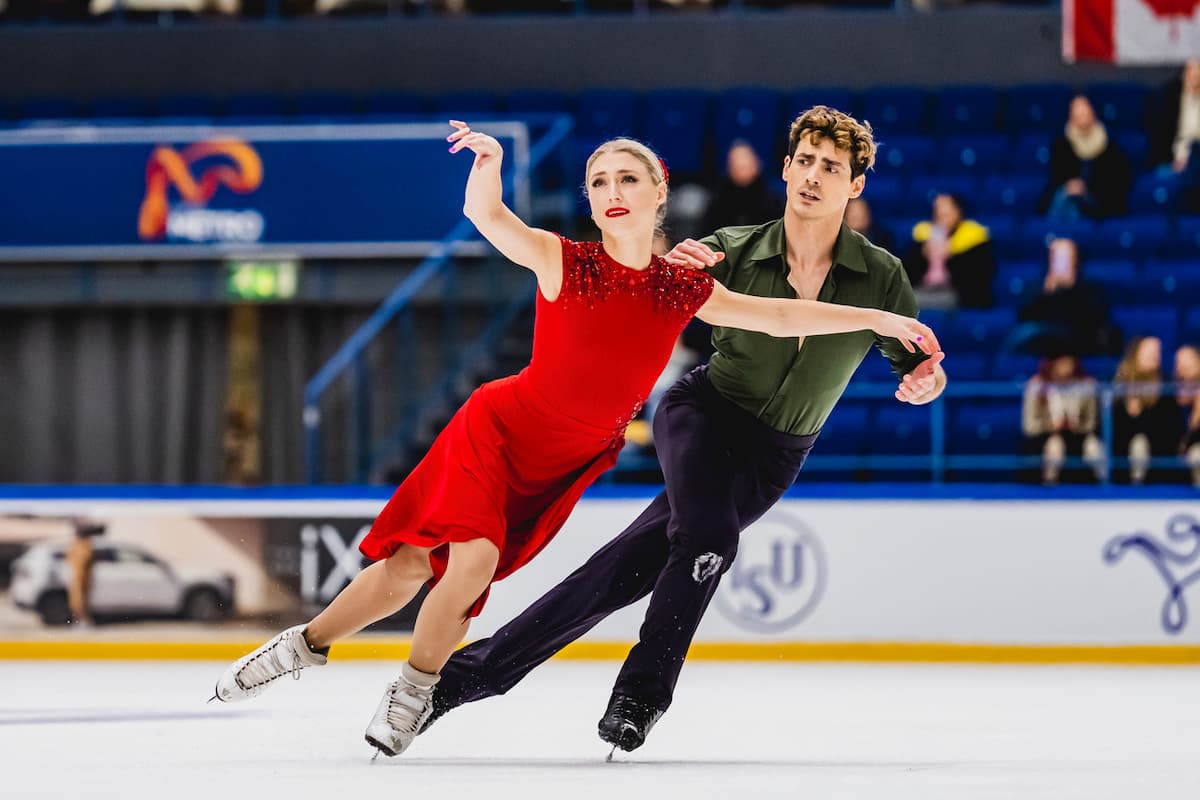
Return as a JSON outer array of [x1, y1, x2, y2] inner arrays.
[[702, 218, 926, 436]]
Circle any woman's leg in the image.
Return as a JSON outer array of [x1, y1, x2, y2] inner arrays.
[[305, 544, 434, 649], [407, 538, 499, 674], [1127, 433, 1151, 485], [1042, 433, 1066, 485]]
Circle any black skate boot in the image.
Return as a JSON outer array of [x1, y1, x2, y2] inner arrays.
[[598, 694, 662, 754]]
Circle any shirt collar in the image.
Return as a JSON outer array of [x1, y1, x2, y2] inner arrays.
[[746, 219, 869, 274]]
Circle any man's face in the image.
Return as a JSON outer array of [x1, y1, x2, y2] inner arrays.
[[781, 133, 864, 223], [844, 198, 871, 232], [1069, 96, 1097, 131], [1185, 60, 1200, 93], [727, 144, 761, 187], [932, 194, 962, 231]]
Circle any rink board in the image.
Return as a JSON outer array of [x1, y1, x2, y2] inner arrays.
[[1, 490, 1199, 661]]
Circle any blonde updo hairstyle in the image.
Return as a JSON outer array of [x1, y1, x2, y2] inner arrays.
[[584, 137, 669, 233]]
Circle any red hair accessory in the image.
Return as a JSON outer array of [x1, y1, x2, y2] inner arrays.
[[658, 158, 669, 185]]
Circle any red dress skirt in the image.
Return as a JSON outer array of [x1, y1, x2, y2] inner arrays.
[[359, 236, 714, 616]]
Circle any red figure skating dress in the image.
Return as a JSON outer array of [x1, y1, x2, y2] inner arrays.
[[360, 236, 714, 615]]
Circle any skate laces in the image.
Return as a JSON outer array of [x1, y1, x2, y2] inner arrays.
[[236, 633, 304, 691], [384, 679, 434, 734]]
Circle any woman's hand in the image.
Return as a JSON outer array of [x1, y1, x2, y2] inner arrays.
[[872, 310, 941, 355], [448, 120, 503, 171]]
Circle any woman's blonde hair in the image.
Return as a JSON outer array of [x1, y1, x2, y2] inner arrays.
[[1115, 336, 1163, 409], [584, 137, 668, 231]]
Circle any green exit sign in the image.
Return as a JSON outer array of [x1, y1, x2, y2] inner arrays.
[[226, 259, 300, 301]]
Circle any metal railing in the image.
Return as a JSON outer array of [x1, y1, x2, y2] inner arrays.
[[614, 379, 1200, 486], [302, 114, 573, 483]]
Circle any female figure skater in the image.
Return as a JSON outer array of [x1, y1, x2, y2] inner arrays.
[[214, 121, 939, 758]]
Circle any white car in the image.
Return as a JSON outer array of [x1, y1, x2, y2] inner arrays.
[[10, 539, 236, 626]]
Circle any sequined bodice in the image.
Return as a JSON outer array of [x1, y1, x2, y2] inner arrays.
[[521, 237, 714, 435]]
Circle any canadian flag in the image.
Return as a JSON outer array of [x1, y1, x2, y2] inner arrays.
[[1065, 0, 1200, 63]]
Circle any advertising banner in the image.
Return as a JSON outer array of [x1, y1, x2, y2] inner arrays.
[[2, 497, 1199, 656], [0, 122, 529, 261]]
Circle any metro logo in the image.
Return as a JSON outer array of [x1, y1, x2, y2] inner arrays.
[[137, 140, 264, 241]]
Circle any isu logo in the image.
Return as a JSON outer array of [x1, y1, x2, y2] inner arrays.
[[137, 140, 265, 244], [714, 510, 826, 633]]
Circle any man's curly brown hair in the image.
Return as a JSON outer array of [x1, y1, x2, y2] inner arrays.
[[787, 106, 877, 179]]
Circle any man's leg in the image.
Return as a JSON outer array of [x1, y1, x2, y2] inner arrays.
[[609, 392, 806, 719], [435, 492, 673, 709]]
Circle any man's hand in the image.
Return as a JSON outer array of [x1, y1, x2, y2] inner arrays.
[[664, 239, 726, 270], [895, 352, 946, 405]]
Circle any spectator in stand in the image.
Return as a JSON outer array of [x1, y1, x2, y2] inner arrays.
[[1152, 59, 1200, 213], [844, 197, 894, 252], [1010, 237, 1122, 357], [701, 140, 783, 233], [1111, 337, 1177, 485], [1172, 344, 1200, 486], [1022, 353, 1104, 486], [1039, 94, 1132, 221], [902, 192, 994, 309]]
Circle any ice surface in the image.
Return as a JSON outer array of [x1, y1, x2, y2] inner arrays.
[[1, 660, 1197, 799]]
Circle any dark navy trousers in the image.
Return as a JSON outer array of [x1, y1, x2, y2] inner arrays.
[[438, 366, 817, 712]]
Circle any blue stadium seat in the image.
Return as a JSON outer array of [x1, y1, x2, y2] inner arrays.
[[364, 93, 428, 116], [852, 353, 903, 384], [861, 87, 928, 134], [871, 405, 933, 454], [1129, 171, 1181, 214], [950, 308, 1019, 353], [944, 353, 989, 382], [934, 87, 1000, 134], [862, 174, 906, 216], [1140, 260, 1200, 304], [1086, 258, 1140, 301], [575, 90, 638, 139], [1021, 218, 1097, 256], [918, 307, 952, 336], [877, 135, 937, 175], [643, 90, 710, 176], [990, 354, 1041, 381], [887, 219, 922, 254], [1165, 216, 1200, 258], [1113, 131, 1149, 170], [1013, 132, 1054, 170], [993, 261, 1043, 304], [951, 402, 1023, 455], [787, 88, 855, 118], [977, 214, 1017, 253], [1085, 83, 1149, 131], [909, 175, 979, 207], [1184, 308, 1200, 342], [715, 88, 781, 167], [504, 91, 570, 114], [942, 135, 1010, 174], [1082, 356, 1120, 380], [1005, 84, 1070, 133], [1092, 216, 1170, 258], [1112, 305, 1181, 353], [978, 173, 1045, 216], [815, 402, 871, 455]]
